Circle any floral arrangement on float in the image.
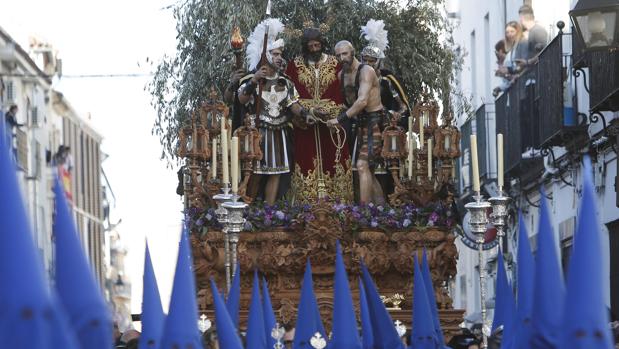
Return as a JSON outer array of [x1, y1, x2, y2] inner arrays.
[[185, 198, 457, 235]]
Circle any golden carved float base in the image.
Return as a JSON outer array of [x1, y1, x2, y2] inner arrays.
[[191, 205, 463, 341]]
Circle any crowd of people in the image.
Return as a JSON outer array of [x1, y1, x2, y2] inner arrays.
[[493, 5, 549, 97]]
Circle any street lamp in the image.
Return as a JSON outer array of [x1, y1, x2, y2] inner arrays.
[[570, 0, 619, 51]]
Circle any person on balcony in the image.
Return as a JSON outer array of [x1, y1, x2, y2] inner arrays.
[[518, 5, 548, 65], [496, 21, 528, 92]]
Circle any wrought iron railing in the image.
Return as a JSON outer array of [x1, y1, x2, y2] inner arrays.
[[475, 104, 488, 179], [589, 49, 619, 112], [460, 118, 472, 193], [537, 33, 565, 147]]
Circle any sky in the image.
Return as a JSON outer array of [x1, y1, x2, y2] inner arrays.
[[0, 0, 184, 315]]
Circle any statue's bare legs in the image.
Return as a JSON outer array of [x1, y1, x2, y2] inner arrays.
[[265, 174, 280, 205], [357, 159, 384, 204]]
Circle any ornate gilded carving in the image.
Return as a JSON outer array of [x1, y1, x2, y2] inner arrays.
[[191, 224, 461, 342], [292, 55, 338, 104], [289, 160, 354, 205]]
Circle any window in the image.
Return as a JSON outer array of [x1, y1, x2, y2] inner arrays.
[[6, 81, 14, 102]]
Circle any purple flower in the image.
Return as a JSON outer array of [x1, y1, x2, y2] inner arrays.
[[275, 210, 285, 220], [403, 218, 412, 228], [196, 219, 204, 226], [377, 205, 384, 212], [370, 220, 378, 228], [388, 209, 395, 216], [429, 212, 440, 222], [205, 213, 213, 221]]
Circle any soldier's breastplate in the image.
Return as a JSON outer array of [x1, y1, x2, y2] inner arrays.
[[259, 84, 288, 125]]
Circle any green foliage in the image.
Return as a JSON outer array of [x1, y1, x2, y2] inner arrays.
[[149, 0, 460, 161]]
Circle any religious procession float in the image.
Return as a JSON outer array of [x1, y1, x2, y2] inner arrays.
[[156, 0, 508, 343]]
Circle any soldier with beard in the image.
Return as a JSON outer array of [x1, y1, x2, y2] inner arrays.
[[328, 40, 385, 204], [359, 19, 410, 198]]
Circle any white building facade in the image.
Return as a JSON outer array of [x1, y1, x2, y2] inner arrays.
[[449, 0, 619, 324], [1, 26, 111, 291]]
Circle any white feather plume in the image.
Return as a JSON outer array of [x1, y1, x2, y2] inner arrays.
[[360, 19, 389, 58], [246, 18, 285, 71]]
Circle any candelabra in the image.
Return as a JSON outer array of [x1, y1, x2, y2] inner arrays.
[[489, 187, 511, 250], [213, 183, 233, 292], [222, 194, 248, 279], [272, 323, 285, 349], [465, 194, 492, 349]]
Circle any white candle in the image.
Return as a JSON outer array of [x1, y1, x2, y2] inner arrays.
[[471, 135, 480, 192], [497, 133, 504, 189], [419, 115, 424, 149], [408, 116, 413, 135], [391, 136, 397, 151], [444, 134, 451, 151], [221, 130, 229, 184], [244, 134, 250, 152], [231, 137, 239, 193], [212, 138, 217, 179], [428, 138, 433, 179], [408, 137, 415, 179]]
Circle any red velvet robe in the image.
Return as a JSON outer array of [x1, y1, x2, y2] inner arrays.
[[285, 54, 350, 175]]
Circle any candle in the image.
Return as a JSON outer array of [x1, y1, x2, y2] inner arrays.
[[419, 115, 424, 149], [408, 116, 413, 135], [471, 135, 480, 192], [428, 138, 433, 179], [497, 133, 504, 189], [212, 138, 217, 179], [444, 134, 451, 151], [221, 129, 229, 184], [391, 135, 397, 151], [244, 134, 250, 152], [408, 136, 415, 179], [231, 136, 239, 193]]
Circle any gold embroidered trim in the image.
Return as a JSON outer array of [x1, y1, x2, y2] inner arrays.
[[292, 55, 338, 101]]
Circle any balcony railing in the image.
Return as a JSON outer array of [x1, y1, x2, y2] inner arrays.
[[536, 31, 589, 150], [475, 104, 491, 180], [589, 49, 619, 112], [460, 118, 472, 193]]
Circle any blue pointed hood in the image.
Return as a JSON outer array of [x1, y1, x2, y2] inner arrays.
[[491, 250, 516, 338], [262, 276, 277, 349], [559, 157, 614, 348], [511, 212, 535, 348], [412, 256, 439, 349], [530, 189, 564, 349], [210, 278, 244, 349], [247, 270, 267, 349], [293, 260, 326, 349], [360, 261, 404, 349], [0, 136, 78, 348], [53, 177, 112, 349], [358, 279, 374, 349], [330, 241, 362, 349], [422, 249, 446, 346], [139, 242, 166, 349], [159, 228, 202, 348], [227, 261, 241, 329]]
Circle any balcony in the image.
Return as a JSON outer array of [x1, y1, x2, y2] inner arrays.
[[589, 49, 619, 112], [537, 32, 589, 149], [495, 65, 544, 183]]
